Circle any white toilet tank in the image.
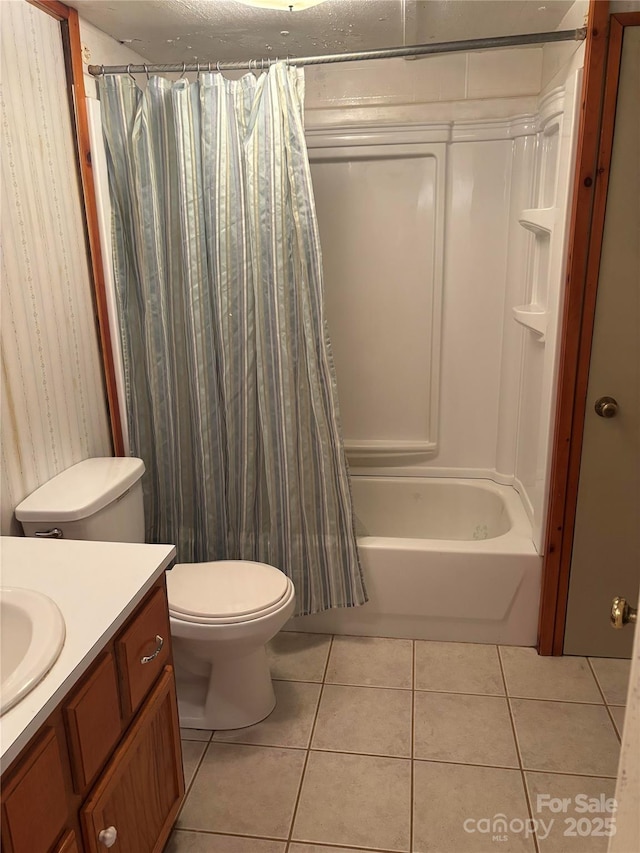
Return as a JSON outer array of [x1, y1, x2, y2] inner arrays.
[[15, 457, 146, 543]]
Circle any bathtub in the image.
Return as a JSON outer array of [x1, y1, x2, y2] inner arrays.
[[287, 477, 542, 645]]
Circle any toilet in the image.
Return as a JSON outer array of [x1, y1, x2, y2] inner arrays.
[[15, 457, 295, 730]]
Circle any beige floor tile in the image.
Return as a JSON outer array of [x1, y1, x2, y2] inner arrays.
[[325, 636, 413, 689], [181, 739, 208, 789], [415, 641, 504, 695], [500, 647, 602, 703], [266, 631, 331, 682], [292, 750, 411, 851], [609, 705, 625, 738], [525, 772, 617, 853], [589, 658, 631, 705], [312, 684, 412, 757], [212, 680, 321, 748], [165, 831, 286, 852], [413, 761, 535, 852], [511, 700, 620, 777], [178, 743, 305, 838], [181, 728, 213, 742], [414, 692, 518, 767]]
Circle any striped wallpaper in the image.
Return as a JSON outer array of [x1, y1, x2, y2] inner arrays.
[[1, 0, 111, 535]]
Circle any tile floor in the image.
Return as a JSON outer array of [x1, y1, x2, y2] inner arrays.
[[165, 633, 630, 853]]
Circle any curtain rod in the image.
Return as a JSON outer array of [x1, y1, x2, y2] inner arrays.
[[88, 28, 586, 76]]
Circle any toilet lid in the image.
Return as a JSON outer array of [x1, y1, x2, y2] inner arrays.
[[166, 560, 290, 621]]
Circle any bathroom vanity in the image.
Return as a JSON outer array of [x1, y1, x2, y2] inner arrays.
[[0, 537, 184, 853]]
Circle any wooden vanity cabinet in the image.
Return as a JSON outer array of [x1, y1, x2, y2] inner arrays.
[[0, 578, 184, 853]]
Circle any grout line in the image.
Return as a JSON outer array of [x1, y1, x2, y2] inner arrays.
[[410, 639, 415, 853], [412, 756, 620, 780], [587, 658, 624, 744], [413, 685, 507, 697], [274, 679, 612, 704], [289, 841, 402, 852], [275, 679, 414, 693], [172, 827, 290, 842], [173, 826, 407, 853], [323, 679, 414, 691], [174, 737, 212, 825], [496, 693, 605, 706], [517, 767, 621, 780], [497, 645, 541, 853], [285, 633, 334, 850]]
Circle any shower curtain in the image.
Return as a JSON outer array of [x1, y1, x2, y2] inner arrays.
[[98, 64, 366, 617]]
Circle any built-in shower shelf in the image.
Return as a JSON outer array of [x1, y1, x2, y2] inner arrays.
[[344, 439, 437, 459], [519, 207, 555, 235], [513, 304, 547, 339]]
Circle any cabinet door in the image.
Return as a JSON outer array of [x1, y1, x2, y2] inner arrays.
[[1, 727, 69, 853], [81, 667, 184, 853], [55, 830, 81, 853], [65, 652, 122, 792], [115, 588, 171, 718]]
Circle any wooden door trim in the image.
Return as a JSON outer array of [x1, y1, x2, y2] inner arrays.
[[27, 0, 126, 456], [65, 7, 126, 455], [538, 6, 640, 654], [28, 0, 70, 20]]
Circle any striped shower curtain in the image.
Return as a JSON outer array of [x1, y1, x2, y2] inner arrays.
[[98, 64, 366, 616]]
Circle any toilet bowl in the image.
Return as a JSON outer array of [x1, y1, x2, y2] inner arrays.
[[166, 560, 296, 729], [14, 457, 296, 731]]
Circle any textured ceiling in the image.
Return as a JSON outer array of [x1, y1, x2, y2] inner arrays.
[[69, 0, 575, 64]]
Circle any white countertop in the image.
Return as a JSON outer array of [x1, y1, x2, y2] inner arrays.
[[0, 536, 176, 772]]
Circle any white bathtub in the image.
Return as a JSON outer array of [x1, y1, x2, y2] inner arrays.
[[287, 477, 542, 645]]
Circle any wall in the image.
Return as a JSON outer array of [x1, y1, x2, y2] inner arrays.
[[305, 47, 541, 127], [79, 18, 148, 98], [541, 0, 588, 92], [0, 1, 111, 535], [304, 40, 584, 554], [302, 44, 544, 480]]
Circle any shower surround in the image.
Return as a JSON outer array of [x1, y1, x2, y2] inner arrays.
[[287, 39, 586, 644]]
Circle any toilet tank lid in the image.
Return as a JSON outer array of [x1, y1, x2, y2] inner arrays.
[[15, 457, 145, 522]]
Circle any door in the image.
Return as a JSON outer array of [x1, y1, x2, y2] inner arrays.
[[563, 25, 640, 657]]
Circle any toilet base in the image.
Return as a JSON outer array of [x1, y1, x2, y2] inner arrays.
[[174, 644, 277, 730]]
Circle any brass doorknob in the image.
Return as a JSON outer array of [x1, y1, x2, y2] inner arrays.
[[611, 596, 638, 629], [595, 396, 618, 418]]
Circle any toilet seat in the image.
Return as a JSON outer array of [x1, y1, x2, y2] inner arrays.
[[166, 560, 293, 626]]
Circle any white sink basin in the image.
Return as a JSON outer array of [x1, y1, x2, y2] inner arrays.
[[1, 587, 66, 715]]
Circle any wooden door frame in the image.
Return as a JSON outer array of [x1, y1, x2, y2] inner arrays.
[[27, 0, 126, 455], [538, 6, 640, 654]]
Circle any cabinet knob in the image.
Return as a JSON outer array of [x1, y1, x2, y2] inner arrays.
[[98, 826, 118, 847]]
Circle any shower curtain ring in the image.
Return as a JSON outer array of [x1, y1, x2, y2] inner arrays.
[[216, 60, 221, 72], [100, 64, 105, 76], [144, 64, 150, 81], [127, 63, 136, 81], [179, 62, 186, 79]]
